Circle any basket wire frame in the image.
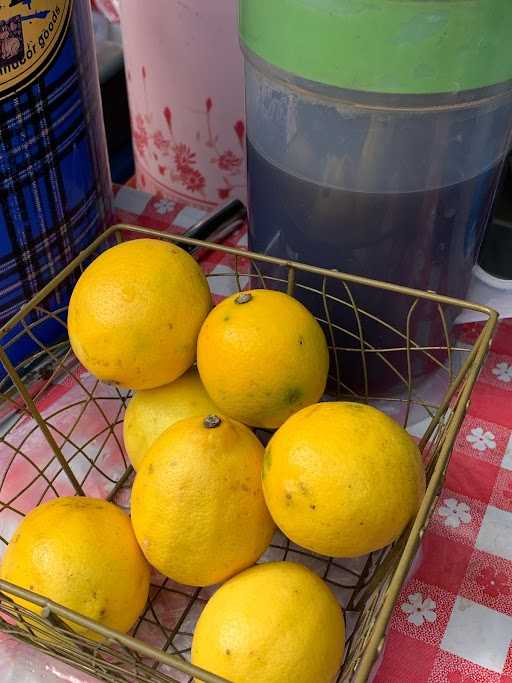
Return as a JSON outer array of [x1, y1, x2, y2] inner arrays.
[[0, 224, 497, 683]]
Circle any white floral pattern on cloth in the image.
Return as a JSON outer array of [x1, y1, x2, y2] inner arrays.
[[466, 427, 497, 452], [153, 197, 176, 215], [492, 362, 512, 383], [438, 498, 472, 528], [400, 593, 437, 626]]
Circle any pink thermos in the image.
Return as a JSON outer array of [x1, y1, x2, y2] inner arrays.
[[120, 0, 246, 210]]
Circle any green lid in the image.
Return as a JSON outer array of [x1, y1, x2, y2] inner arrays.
[[239, 0, 512, 94]]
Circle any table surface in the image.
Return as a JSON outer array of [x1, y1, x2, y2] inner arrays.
[[2, 186, 512, 683]]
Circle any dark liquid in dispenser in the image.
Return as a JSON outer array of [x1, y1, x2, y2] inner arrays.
[[247, 141, 502, 392]]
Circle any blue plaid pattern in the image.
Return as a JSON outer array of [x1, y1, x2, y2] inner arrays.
[[0, 0, 112, 373]]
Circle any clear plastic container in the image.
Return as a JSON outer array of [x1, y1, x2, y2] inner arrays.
[[240, 2, 512, 390], [246, 54, 512, 298]]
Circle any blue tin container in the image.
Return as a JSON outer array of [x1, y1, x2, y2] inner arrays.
[[0, 0, 112, 376]]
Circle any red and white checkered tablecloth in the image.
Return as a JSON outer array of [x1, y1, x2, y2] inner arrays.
[[2, 185, 512, 682]]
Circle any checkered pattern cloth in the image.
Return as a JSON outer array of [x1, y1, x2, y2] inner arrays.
[[376, 323, 512, 683], [2, 185, 512, 682], [0, 1, 112, 328]]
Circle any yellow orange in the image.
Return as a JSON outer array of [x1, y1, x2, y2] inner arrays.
[[197, 289, 329, 429], [262, 402, 426, 557], [68, 239, 211, 390], [123, 367, 217, 470], [131, 414, 275, 586], [192, 561, 344, 683], [0, 497, 150, 639]]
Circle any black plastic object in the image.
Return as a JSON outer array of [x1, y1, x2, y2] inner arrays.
[[478, 155, 512, 279], [98, 43, 134, 184], [478, 218, 512, 279], [183, 200, 247, 256]]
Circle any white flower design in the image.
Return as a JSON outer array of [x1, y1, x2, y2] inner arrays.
[[401, 593, 437, 626], [492, 362, 512, 383], [466, 427, 497, 452], [154, 198, 175, 215], [438, 498, 472, 528]]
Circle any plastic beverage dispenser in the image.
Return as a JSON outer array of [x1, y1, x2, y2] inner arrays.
[[240, 1, 512, 389]]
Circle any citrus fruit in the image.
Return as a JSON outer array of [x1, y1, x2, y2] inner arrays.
[[191, 561, 344, 683], [131, 414, 275, 586], [262, 402, 426, 557], [197, 289, 329, 429], [123, 367, 218, 470], [68, 239, 211, 390], [0, 497, 150, 639]]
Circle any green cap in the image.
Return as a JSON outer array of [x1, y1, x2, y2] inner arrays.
[[239, 0, 512, 94]]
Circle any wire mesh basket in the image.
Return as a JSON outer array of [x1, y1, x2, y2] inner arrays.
[[0, 224, 497, 683]]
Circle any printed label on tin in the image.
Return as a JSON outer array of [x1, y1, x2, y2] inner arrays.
[[0, 0, 72, 97]]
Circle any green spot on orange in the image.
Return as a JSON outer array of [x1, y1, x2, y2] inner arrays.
[[285, 387, 303, 405]]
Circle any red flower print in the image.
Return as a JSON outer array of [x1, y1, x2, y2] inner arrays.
[[213, 150, 242, 173], [476, 566, 510, 598], [217, 187, 231, 200], [135, 94, 240, 200], [217, 174, 243, 200], [153, 130, 171, 154], [133, 114, 149, 156], [447, 674, 475, 683], [183, 168, 205, 193], [234, 119, 245, 147], [133, 131, 147, 156], [174, 143, 196, 172], [163, 106, 172, 131]]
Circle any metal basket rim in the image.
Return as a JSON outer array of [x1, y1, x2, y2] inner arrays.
[[0, 223, 498, 340]]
